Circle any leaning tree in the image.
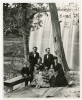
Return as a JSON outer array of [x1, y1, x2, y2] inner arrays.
[[49, 3, 70, 71]]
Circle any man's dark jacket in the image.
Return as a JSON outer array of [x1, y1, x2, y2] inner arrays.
[[44, 54, 54, 69], [29, 52, 39, 66], [28, 52, 39, 77], [21, 67, 29, 77], [28, 51, 39, 81]]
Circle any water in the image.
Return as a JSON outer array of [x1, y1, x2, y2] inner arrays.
[[29, 12, 79, 70]]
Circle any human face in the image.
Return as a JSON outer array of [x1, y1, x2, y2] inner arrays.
[[46, 48, 50, 54], [38, 58, 41, 63], [54, 59, 58, 64], [44, 67, 48, 71], [33, 47, 37, 53], [24, 63, 27, 67], [50, 65, 53, 69], [34, 66, 37, 70]]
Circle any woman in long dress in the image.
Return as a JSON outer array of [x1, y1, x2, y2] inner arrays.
[[50, 57, 68, 87], [31, 57, 50, 88]]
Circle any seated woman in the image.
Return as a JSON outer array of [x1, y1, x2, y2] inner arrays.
[[48, 65, 55, 79], [31, 57, 50, 88], [50, 57, 68, 87], [31, 57, 44, 87], [35, 57, 44, 71], [41, 67, 50, 88], [49, 65, 57, 87]]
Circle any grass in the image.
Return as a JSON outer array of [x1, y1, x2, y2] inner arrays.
[[4, 42, 24, 57], [4, 63, 21, 81], [4, 37, 25, 80]]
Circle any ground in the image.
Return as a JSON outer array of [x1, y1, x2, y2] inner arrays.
[[4, 71, 80, 98]]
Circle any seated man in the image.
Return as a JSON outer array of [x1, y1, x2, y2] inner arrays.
[[21, 62, 32, 86]]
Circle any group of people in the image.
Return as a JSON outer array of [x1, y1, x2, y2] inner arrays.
[[21, 47, 68, 88]]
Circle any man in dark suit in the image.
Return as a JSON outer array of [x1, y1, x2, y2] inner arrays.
[[44, 48, 54, 69], [29, 47, 39, 81]]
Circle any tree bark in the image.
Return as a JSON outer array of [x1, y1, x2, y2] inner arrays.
[[23, 33, 29, 62], [49, 3, 70, 71], [21, 4, 30, 62], [21, 4, 36, 62]]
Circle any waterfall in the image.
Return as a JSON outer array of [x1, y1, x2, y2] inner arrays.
[[29, 12, 79, 71]]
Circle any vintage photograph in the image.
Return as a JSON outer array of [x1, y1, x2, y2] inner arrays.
[[3, 2, 80, 98]]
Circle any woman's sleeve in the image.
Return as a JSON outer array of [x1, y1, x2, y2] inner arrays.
[[58, 64, 64, 75], [21, 68, 24, 77]]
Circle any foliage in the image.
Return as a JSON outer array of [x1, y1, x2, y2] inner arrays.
[[57, 2, 79, 26], [3, 3, 48, 36], [4, 63, 21, 80], [3, 3, 79, 36], [4, 38, 24, 57]]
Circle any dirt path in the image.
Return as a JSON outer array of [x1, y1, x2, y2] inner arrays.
[[4, 71, 80, 98]]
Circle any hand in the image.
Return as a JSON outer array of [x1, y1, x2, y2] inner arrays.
[[54, 72, 58, 74], [24, 74, 27, 77], [26, 76, 28, 78], [29, 75, 31, 77]]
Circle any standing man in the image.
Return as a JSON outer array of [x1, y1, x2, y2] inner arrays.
[[29, 47, 39, 81], [44, 48, 54, 69]]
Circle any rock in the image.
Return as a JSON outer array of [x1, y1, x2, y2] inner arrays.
[[68, 81, 74, 87]]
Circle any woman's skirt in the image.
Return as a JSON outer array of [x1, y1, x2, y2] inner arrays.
[[55, 74, 68, 86]]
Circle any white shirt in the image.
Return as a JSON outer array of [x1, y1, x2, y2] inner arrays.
[[47, 54, 49, 59], [34, 53, 36, 57]]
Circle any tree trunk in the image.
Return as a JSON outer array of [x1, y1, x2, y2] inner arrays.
[[49, 3, 70, 71], [21, 4, 30, 62], [23, 33, 29, 62], [21, 4, 36, 63]]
